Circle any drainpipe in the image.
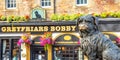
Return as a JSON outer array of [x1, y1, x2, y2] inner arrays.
[[53, 0, 56, 14]]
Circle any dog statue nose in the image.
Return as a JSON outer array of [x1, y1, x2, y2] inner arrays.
[[79, 24, 87, 30]]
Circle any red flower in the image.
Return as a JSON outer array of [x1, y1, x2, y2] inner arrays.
[[77, 40, 80, 44], [24, 15, 30, 20], [116, 37, 120, 44]]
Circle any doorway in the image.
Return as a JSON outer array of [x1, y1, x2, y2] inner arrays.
[[30, 45, 47, 60]]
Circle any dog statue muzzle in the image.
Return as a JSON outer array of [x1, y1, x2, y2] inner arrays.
[[78, 24, 88, 31]]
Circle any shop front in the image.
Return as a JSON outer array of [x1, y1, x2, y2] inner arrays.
[[0, 20, 120, 60]]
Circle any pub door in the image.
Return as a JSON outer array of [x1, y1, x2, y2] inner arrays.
[[30, 45, 47, 60]]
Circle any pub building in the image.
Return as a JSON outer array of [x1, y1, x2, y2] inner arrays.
[[0, 0, 120, 60], [0, 19, 120, 60]]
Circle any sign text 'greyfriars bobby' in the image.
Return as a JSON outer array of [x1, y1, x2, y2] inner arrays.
[[1, 25, 76, 33]]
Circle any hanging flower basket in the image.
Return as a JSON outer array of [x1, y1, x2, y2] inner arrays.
[[77, 40, 81, 44], [39, 32, 53, 51], [17, 33, 32, 46], [116, 37, 120, 44]]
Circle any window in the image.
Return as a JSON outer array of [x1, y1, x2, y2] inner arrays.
[[6, 0, 16, 9], [0, 38, 21, 60], [54, 46, 83, 60], [76, 0, 87, 6], [41, 0, 51, 7]]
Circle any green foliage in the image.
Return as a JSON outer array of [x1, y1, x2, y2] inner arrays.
[[100, 12, 108, 18], [93, 13, 100, 17], [1, 16, 6, 21], [63, 14, 70, 21], [114, 12, 120, 18], [70, 14, 80, 21], [0, 15, 30, 22], [13, 16, 21, 21], [20, 16, 26, 21], [108, 12, 115, 17], [50, 14, 59, 21], [7, 16, 13, 22], [58, 14, 64, 21]]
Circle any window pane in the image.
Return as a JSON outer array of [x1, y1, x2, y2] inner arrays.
[[77, 0, 79, 4], [42, 2, 44, 6], [49, 2, 51, 6], [12, 39, 20, 60], [7, 4, 9, 8], [14, 4, 16, 7], [77, 0, 87, 4], [85, 0, 87, 4], [81, 0, 83, 4], [45, 2, 47, 6], [8, 0, 9, 2], [6, 0, 16, 8], [2, 39, 10, 60], [41, 0, 51, 7], [11, 4, 13, 7]]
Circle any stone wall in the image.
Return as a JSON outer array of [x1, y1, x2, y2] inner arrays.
[[0, 0, 120, 19]]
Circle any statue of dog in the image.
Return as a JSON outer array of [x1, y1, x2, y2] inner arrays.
[[76, 14, 120, 60]]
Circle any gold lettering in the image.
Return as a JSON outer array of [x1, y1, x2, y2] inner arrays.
[[21, 27, 25, 32], [39, 26, 43, 31], [1, 27, 6, 32], [12, 27, 16, 32], [56, 26, 61, 31], [44, 26, 48, 31], [71, 26, 76, 31], [30, 26, 34, 31], [16, 27, 21, 32], [26, 27, 30, 32], [7, 27, 11, 32], [61, 26, 66, 31], [34, 27, 39, 31], [50, 26, 55, 31], [66, 26, 71, 31]]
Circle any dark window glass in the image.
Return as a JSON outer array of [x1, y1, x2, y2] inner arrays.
[[41, 0, 51, 7], [0, 38, 20, 60], [54, 46, 83, 60], [6, 0, 16, 8], [77, 0, 87, 5]]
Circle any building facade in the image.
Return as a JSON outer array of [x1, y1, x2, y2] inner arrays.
[[0, 0, 120, 60], [0, 0, 120, 19]]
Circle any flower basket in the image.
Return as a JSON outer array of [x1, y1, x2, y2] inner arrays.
[[116, 37, 120, 45], [17, 33, 32, 46], [39, 32, 53, 51]]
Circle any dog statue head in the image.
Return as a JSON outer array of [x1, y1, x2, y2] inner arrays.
[[76, 14, 99, 37]]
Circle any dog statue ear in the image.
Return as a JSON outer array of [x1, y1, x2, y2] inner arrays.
[[92, 16, 98, 26], [92, 16, 99, 30], [76, 17, 80, 27]]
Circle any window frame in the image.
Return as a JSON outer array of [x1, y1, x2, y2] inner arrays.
[[6, 0, 16, 9], [0, 36, 21, 60], [76, 0, 88, 6], [40, 0, 51, 8], [53, 45, 84, 60]]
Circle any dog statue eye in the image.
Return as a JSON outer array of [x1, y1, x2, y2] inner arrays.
[[79, 20, 82, 23], [86, 21, 91, 23]]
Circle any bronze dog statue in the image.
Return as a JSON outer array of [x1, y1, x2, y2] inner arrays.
[[77, 14, 120, 60]]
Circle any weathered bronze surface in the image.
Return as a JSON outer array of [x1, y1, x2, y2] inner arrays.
[[77, 14, 120, 60]]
